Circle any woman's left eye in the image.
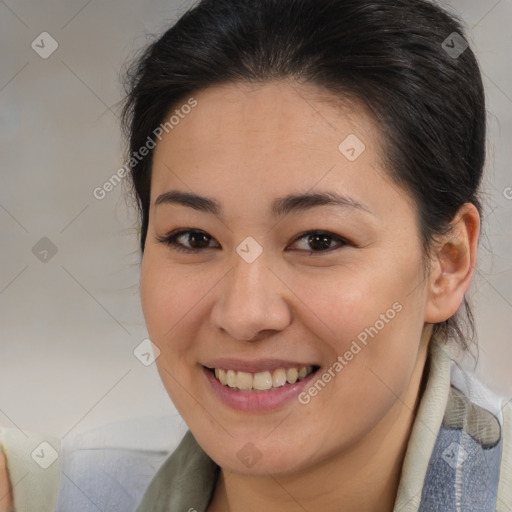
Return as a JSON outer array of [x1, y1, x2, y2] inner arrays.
[[289, 231, 351, 253], [156, 229, 351, 254]]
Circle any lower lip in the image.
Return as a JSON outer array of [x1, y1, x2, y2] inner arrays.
[[203, 366, 319, 412]]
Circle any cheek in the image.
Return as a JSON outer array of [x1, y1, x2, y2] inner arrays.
[[139, 255, 197, 389], [140, 255, 200, 410], [288, 256, 425, 397], [327, 293, 424, 434], [140, 254, 198, 342], [280, 263, 400, 351], [140, 255, 169, 339]]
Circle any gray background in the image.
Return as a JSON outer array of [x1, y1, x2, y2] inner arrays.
[[1, 0, 511, 439]]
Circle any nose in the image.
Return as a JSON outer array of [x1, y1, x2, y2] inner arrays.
[[210, 252, 292, 341]]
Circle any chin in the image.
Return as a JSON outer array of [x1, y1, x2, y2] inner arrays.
[[196, 428, 319, 476]]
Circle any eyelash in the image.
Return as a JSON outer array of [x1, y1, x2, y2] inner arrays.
[[155, 229, 353, 255]]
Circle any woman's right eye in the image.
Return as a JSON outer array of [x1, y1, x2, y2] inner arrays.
[[156, 229, 218, 253]]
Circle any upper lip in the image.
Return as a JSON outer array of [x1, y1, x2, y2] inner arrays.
[[203, 358, 319, 374]]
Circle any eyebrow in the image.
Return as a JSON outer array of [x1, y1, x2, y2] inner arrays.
[[154, 190, 373, 217]]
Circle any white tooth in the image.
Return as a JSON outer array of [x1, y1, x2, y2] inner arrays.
[[227, 369, 237, 388], [218, 368, 227, 385], [286, 367, 298, 384], [214, 368, 219, 379], [253, 371, 273, 390], [298, 366, 308, 380], [307, 365, 313, 374], [236, 371, 253, 390], [272, 368, 287, 387]]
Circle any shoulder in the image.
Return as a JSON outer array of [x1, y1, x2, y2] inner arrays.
[[453, 370, 512, 509], [436, 360, 512, 508], [498, 397, 512, 507], [410, 341, 512, 511]]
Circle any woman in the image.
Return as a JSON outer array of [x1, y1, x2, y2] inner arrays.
[[120, 0, 511, 510], [2, 0, 511, 510]]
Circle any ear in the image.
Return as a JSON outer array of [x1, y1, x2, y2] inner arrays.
[[424, 203, 480, 323]]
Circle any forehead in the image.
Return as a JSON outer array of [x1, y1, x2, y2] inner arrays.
[[151, 80, 386, 189], [158, 80, 377, 149]]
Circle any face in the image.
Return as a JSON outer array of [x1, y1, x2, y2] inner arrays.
[[140, 80, 431, 476]]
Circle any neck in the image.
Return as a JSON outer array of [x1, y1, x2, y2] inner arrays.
[[208, 330, 432, 512]]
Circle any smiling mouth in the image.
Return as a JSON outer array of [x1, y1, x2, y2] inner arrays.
[[206, 365, 319, 391]]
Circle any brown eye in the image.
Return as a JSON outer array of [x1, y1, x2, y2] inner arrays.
[[156, 229, 218, 253], [289, 231, 351, 253]]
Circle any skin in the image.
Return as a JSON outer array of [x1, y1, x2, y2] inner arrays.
[[140, 80, 479, 511]]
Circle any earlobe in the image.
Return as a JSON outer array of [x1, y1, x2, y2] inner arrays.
[[424, 203, 480, 324]]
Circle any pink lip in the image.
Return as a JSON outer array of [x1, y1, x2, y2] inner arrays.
[[202, 366, 319, 412], [202, 358, 317, 374]]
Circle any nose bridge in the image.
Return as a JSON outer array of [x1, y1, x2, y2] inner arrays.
[[211, 248, 291, 340]]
